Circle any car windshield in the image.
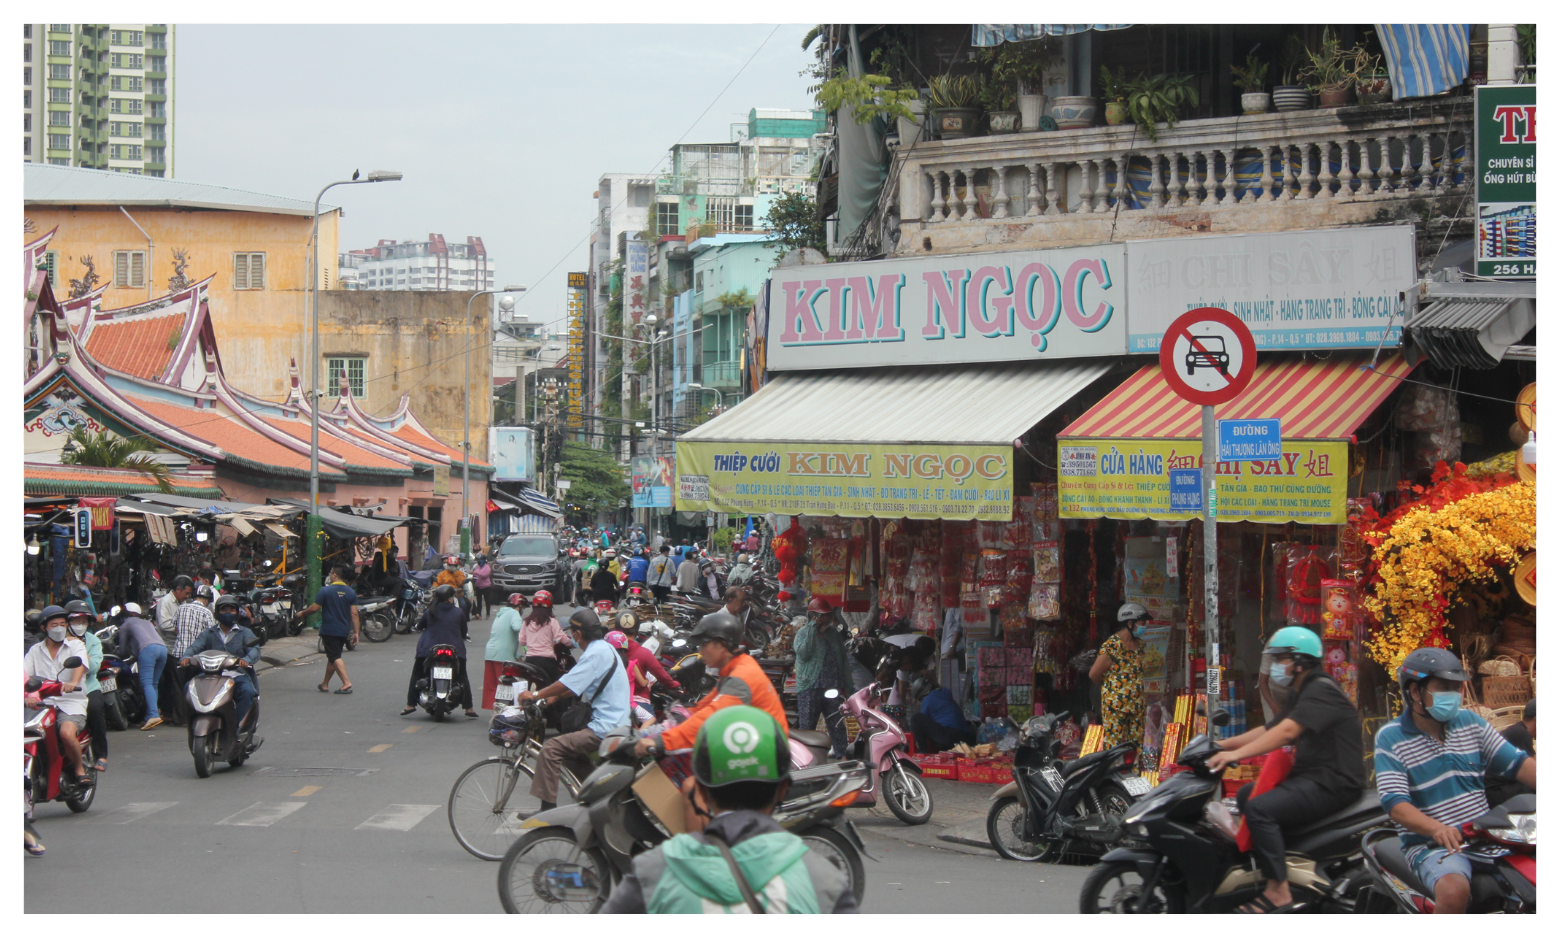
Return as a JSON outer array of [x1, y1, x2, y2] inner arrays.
[[498, 537, 555, 560]]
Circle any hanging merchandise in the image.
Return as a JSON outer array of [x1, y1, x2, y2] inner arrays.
[[1319, 579, 1359, 641], [810, 536, 850, 603], [1027, 583, 1061, 619], [771, 523, 807, 601], [1284, 545, 1331, 627]]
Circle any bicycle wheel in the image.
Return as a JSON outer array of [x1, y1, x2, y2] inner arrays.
[[498, 828, 610, 913], [449, 756, 541, 860], [361, 612, 395, 643]]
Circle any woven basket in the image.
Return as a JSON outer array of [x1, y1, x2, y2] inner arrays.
[[1489, 706, 1526, 731], [1481, 672, 1533, 709], [1468, 703, 1499, 725], [1479, 655, 1523, 677]]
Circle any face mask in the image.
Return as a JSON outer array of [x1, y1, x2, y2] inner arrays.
[[1269, 661, 1295, 686], [1132, 625, 1147, 639], [1425, 691, 1461, 722], [68, 621, 89, 637], [217, 612, 238, 627], [47, 625, 67, 643]]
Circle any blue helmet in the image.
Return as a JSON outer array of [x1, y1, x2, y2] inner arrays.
[[1262, 626, 1323, 661]]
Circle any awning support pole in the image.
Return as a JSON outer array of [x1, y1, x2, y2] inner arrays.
[[1202, 404, 1220, 703]]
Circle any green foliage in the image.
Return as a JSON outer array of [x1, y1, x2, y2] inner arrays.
[[1230, 53, 1269, 93], [1122, 73, 1200, 143], [817, 72, 918, 124], [1517, 24, 1536, 81], [978, 37, 1058, 94], [979, 73, 1015, 112], [760, 191, 827, 264], [714, 288, 753, 310], [1301, 27, 1364, 93], [801, 25, 824, 50], [927, 73, 979, 109], [556, 441, 630, 523], [1277, 33, 1309, 86], [1099, 65, 1130, 103], [61, 427, 173, 493]]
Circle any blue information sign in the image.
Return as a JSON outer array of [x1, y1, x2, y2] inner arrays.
[[1168, 469, 1203, 512], [1218, 418, 1281, 462]]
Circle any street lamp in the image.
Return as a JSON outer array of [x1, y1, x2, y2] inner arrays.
[[307, 169, 402, 517], [688, 382, 731, 414], [462, 284, 526, 557]]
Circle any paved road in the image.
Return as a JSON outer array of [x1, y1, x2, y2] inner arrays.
[[25, 614, 1090, 913]]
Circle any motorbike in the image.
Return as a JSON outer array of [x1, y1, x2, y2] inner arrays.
[[186, 638, 265, 778], [279, 574, 306, 635], [415, 644, 466, 722], [1078, 709, 1388, 913], [496, 729, 874, 913], [986, 710, 1150, 862], [393, 579, 425, 634], [313, 595, 396, 648], [623, 583, 650, 607], [1356, 792, 1535, 913], [91, 623, 145, 731], [24, 660, 100, 813], [788, 683, 934, 825], [593, 599, 617, 618]]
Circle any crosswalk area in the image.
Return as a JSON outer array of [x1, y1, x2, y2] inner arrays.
[[89, 799, 445, 833]]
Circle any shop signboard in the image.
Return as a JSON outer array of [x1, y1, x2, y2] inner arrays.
[[1218, 419, 1281, 462], [566, 272, 587, 430], [630, 455, 674, 509], [1056, 438, 1349, 525], [1474, 84, 1536, 278], [487, 426, 533, 482], [675, 440, 1013, 520], [1126, 226, 1415, 352], [765, 243, 1128, 370], [73, 508, 92, 548], [1168, 468, 1202, 512]]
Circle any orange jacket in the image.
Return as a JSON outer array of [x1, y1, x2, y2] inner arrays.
[[434, 569, 467, 589], [656, 653, 787, 755]]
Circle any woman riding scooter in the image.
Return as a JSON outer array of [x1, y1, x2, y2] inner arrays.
[[400, 584, 476, 718]]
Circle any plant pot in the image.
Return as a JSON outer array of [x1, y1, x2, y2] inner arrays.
[[1104, 101, 1129, 125], [1018, 93, 1047, 131], [988, 110, 1021, 134], [1271, 85, 1311, 111], [1317, 85, 1354, 108], [1356, 78, 1392, 106], [1240, 91, 1272, 114], [1050, 95, 1097, 130], [896, 99, 927, 148], [933, 106, 982, 140]]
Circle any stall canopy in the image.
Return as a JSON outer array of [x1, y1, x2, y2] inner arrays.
[[516, 485, 562, 518], [1057, 354, 1413, 525], [1404, 281, 1535, 370], [264, 497, 409, 540], [676, 360, 1112, 520]]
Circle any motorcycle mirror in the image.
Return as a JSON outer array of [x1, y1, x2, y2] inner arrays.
[[24, 677, 43, 693], [1211, 708, 1231, 728], [110, 605, 122, 616], [61, 657, 83, 669], [244, 636, 265, 648]]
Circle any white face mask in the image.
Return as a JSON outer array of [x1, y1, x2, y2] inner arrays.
[[47, 625, 68, 643], [68, 621, 89, 637]]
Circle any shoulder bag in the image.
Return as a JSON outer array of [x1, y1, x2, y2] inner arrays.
[[560, 656, 613, 734]]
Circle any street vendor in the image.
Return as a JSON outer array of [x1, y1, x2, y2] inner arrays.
[[1089, 603, 1150, 749]]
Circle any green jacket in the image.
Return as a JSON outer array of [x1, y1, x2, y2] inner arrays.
[[792, 621, 853, 694]]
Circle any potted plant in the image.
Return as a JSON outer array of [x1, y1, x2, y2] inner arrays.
[[817, 71, 919, 127], [1100, 65, 1131, 125], [978, 38, 1058, 131], [1302, 27, 1358, 108], [1231, 53, 1271, 114], [1121, 72, 1200, 142], [1272, 34, 1311, 111], [928, 73, 981, 139], [1050, 89, 1098, 129], [1353, 46, 1391, 105], [980, 74, 1021, 133]]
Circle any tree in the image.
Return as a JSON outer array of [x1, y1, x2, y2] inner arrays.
[[556, 441, 630, 524], [61, 427, 173, 493], [761, 191, 828, 264]]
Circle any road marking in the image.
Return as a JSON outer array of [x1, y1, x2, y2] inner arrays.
[[98, 802, 178, 825], [291, 786, 322, 797], [355, 804, 440, 832], [402, 726, 420, 734], [216, 802, 308, 827], [368, 744, 393, 753]]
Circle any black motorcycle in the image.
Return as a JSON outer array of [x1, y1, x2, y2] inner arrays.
[[1078, 709, 1387, 913], [186, 637, 265, 778], [986, 711, 1148, 862], [415, 645, 466, 722]]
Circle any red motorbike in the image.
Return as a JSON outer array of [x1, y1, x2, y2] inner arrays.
[[24, 660, 99, 815], [1358, 793, 1536, 913]]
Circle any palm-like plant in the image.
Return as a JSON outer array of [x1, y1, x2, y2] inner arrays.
[[61, 427, 174, 493], [1122, 73, 1200, 142]]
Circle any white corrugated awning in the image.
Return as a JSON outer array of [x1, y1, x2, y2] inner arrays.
[[680, 361, 1114, 446]]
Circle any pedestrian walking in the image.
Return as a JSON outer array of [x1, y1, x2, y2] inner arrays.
[[115, 602, 167, 729], [481, 592, 525, 710], [471, 554, 493, 619], [648, 544, 676, 604], [296, 565, 360, 694]]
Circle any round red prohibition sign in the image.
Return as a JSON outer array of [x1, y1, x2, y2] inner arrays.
[[1158, 307, 1257, 406]]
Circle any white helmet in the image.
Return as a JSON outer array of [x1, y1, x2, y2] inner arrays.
[[122, 602, 144, 616], [1117, 602, 1151, 624]]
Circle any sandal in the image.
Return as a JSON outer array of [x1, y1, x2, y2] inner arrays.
[[94, 758, 108, 772], [399, 707, 416, 715], [75, 774, 92, 788], [464, 710, 479, 718], [318, 682, 330, 693], [334, 686, 353, 694]]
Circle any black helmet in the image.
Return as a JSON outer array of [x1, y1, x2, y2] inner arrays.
[[64, 600, 94, 618], [689, 610, 743, 651], [25, 609, 44, 628], [40, 605, 69, 626], [214, 594, 241, 611], [193, 584, 215, 602], [568, 607, 605, 642], [432, 583, 457, 603], [1397, 646, 1469, 696], [173, 575, 195, 590]]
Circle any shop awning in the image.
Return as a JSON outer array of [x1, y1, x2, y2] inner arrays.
[[1405, 284, 1535, 370], [1059, 354, 1413, 441], [516, 485, 563, 518]]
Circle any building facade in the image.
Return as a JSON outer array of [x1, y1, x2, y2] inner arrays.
[[338, 235, 495, 292], [23, 23, 174, 175]]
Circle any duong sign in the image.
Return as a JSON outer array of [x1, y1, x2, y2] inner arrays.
[[765, 243, 1127, 370], [1126, 225, 1415, 353]]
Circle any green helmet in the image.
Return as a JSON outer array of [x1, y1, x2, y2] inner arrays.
[[1263, 625, 1323, 661], [693, 706, 790, 788]]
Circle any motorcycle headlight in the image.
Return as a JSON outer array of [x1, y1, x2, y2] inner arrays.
[[1487, 812, 1537, 844]]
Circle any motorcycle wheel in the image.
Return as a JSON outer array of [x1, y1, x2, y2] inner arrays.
[[120, 681, 146, 726], [797, 826, 865, 905], [65, 741, 98, 813], [497, 828, 611, 914], [987, 796, 1056, 862], [361, 612, 395, 643], [1079, 860, 1186, 914], [884, 763, 934, 825], [286, 617, 304, 637], [448, 756, 537, 860], [103, 690, 129, 731], [393, 608, 413, 634], [192, 734, 215, 779], [432, 703, 446, 723], [743, 622, 772, 650]]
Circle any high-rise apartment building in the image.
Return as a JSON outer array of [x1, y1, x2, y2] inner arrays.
[[338, 235, 494, 292], [23, 24, 174, 175]]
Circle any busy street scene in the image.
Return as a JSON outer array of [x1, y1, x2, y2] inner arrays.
[[22, 22, 1537, 915]]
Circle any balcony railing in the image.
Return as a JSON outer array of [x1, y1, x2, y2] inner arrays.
[[894, 99, 1472, 255], [700, 360, 742, 388]]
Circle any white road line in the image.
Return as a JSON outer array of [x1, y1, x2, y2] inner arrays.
[[216, 802, 308, 827], [355, 804, 440, 832], [98, 802, 179, 825]]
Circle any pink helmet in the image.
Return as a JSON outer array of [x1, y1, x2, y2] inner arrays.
[[604, 630, 629, 650]]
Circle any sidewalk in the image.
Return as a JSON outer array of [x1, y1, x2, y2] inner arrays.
[[853, 777, 1000, 856], [255, 632, 324, 671]]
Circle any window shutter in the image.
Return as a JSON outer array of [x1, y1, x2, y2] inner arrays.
[[250, 253, 265, 289], [116, 251, 129, 287], [234, 254, 248, 290], [130, 252, 144, 287]]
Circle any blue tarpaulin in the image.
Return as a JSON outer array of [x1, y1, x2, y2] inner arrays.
[[971, 25, 1133, 47], [1376, 24, 1471, 101]]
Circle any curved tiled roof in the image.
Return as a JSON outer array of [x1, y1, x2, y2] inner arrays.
[[24, 463, 225, 498], [83, 310, 188, 380], [126, 396, 337, 479], [257, 415, 411, 476]]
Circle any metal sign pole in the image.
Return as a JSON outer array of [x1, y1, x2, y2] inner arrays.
[[1202, 403, 1220, 700]]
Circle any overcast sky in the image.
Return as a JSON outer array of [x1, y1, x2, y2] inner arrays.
[[177, 24, 814, 332]]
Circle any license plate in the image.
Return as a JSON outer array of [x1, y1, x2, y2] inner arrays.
[[1121, 776, 1152, 796], [100, 676, 117, 693], [1041, 767, 1065, 791], [495, 683, 514, 701], [278, 600, 292, 610], [262, 603, 277, 614], [432, 667, 453, 679]]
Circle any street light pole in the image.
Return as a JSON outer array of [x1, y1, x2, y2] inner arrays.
[[463, 285, 525, 558], [687, 383, 729, 414]]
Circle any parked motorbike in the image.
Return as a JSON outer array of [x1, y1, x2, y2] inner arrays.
[[92, 623, 145, 731], [393, 579, 424, 634], [1077, 709, 1387, 913], [1356, 793, 1535, 913], [24, 661, 99, 813], [496, 729, 873, 913], [186, 639, 265, 778], [415, 644, 466, 722], [790, 683, 935, 825], [986, 710, 1149, 862], [279, 574, 306, 635]]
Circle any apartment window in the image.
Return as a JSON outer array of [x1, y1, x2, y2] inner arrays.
[[48, 110, 69, 126], [114, 250, 146, 288], [110, 144, 142, 160], [110, 75, 143, 91], [656, 202, 680, 236], [148, 78, 165, 95], [24, 67, 31, 85], [50, 25, 72, 34], [735, 204, 754, 231], [148, 101, 162, 117], [706, 197, 735, 230], [23, 26, 31, 38], [23, 114, 30, 132], [49, 41, 71, 56], [41, 251, 58, 287], [110, 97, 143, 115], [23, 136, 30, 156], [150, 35, 165, 50], [48, 87, 70, 103], [327, 357, 367, 398], [47, 133, 69, 150], [47, 157, 68, 165], [49, 63, 70, 79], [233, 252, 266, 290], [147, 124, 164, 140]]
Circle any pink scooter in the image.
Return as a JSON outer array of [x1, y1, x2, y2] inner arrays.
[[789, 682, 934, 825]]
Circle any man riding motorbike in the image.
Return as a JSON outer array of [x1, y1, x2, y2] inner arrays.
[[23, 606, 90, 787], [590, 553, 620, 607], [1372, 646, 1537, 914], [434, 555, 470, 622], [601, 706, 857, 914], [400, 584, 476, 718], [180, 594, 262, 725], [1206, 626, 1365, 913]]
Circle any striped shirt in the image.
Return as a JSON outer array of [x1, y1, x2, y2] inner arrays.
[[173, 601, 216, 658], [1373, 708, 1527, 849]]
